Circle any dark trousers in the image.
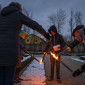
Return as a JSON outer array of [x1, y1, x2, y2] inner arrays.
[[0, 65, 16, 85], [50, 55, 60, 79]]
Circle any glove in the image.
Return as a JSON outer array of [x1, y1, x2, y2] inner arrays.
[[45, 32, 50, 40], [72, 69, 82, 77], [44, 52, 47, 55], [67, 47, 71, 51]]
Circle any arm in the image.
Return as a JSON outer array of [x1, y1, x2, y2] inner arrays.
[[72, 63, 85, 77], [44, 41, 50, 54], [20, 12, 49, 39], [80, 63, 85, 72], [68, 40, 80, 49]]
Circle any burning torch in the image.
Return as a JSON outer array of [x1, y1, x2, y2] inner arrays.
[[50, 51, 73, 72], [23, 48, 43, 64], [49, 41, 73, 72]]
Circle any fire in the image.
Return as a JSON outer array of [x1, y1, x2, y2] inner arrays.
[[50, 51, 58, 60], [39, 59, 43, 64]]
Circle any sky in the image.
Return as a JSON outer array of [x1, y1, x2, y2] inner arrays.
[[0, 0, 85, 36]]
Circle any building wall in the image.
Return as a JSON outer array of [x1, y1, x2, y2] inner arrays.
[[24, 34, 47, 52], [24, 34, 41, 44]]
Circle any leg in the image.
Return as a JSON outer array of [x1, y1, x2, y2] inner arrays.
[[0, 66, 5, 85], [5, 65, 16, 85], [50, 55, 55, 80], [15, 67, 20, 80], [14, 56, 22, 83], [56, 55, 61, 83], [56, 55, 61, 79], [15, 58, 21, 81]]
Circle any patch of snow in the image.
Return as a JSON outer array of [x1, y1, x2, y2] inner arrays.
[[20, 57, 46, 85], [81, 56, 85, 58], [21, 56, 31, 62], [71, 58, 85, 63]]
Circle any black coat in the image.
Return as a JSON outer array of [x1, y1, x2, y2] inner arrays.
[[69, 27, 85, 49], [45, 27, 65, 53], [45, 34, 65, 53], [0, 6, 47, 66]]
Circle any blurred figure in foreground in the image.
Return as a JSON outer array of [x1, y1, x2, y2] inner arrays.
[[0, 2, 50, 85], [67, 25, 85, 77]]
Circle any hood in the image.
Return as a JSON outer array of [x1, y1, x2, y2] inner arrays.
[[1, 6, 19, 16], [48, 25, 57, 34], [72, 25, 84, 36]]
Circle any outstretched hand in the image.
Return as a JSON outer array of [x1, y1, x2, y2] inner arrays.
[[72, 69, 82, 77], [67, 47, 71, 51]]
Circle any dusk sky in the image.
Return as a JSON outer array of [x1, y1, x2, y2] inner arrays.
[[0, 0, 85, 36]]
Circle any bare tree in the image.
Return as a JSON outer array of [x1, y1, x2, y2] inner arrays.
[[74, 11, 83, 26], [56, 9, 66, 33], [22, 8, 32, 18], [22, 7, 33, 34], [64, 35, 71, 41], [0, 4, 2, 12], [69, 9, 75, 41], [48, 13, 56, 25], [48, 9, 66, 33]]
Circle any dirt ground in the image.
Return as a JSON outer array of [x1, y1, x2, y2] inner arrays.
[[44, 55, 85, 85]]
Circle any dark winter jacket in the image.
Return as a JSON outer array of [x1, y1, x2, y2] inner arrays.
[[45, 26, 66, 53], [68, 27, 85, 73], [0, 6, 47, 66], [68, 27, 85, 49]]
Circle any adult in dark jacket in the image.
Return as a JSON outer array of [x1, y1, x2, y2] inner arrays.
[[44, 25, 65, 83], [0, 2, 49, 85], [67, 25, 85, 77]]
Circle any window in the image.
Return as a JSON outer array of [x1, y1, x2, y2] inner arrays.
[[27, 39, 29, 42], [35, 40, 37, 42]]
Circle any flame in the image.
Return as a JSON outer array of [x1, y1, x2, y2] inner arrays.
[[39, 59, 43, 64], [50, 51, 58, 60]]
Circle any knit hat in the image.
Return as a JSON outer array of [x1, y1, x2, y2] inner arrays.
[[72, 25, 84, 36]]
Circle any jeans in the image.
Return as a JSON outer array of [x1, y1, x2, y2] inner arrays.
[[0, 65, 16, 85]]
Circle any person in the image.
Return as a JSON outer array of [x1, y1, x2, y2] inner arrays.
[[44, 25, 66, 83], [67, 25, 85, 77], [0, 2, 49, 85], [14, 30, 27, 83]]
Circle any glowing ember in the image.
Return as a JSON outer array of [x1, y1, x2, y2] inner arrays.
[[39, 59, 43, 64], [50, 51, 58, 60]]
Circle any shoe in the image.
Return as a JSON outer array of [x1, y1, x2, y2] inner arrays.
[[14, 79, 21, 83], [56, 78, 62, 83], [19, 78, 23, 81], [47, 77, 53, 81], [48, 78, 53, 81]]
